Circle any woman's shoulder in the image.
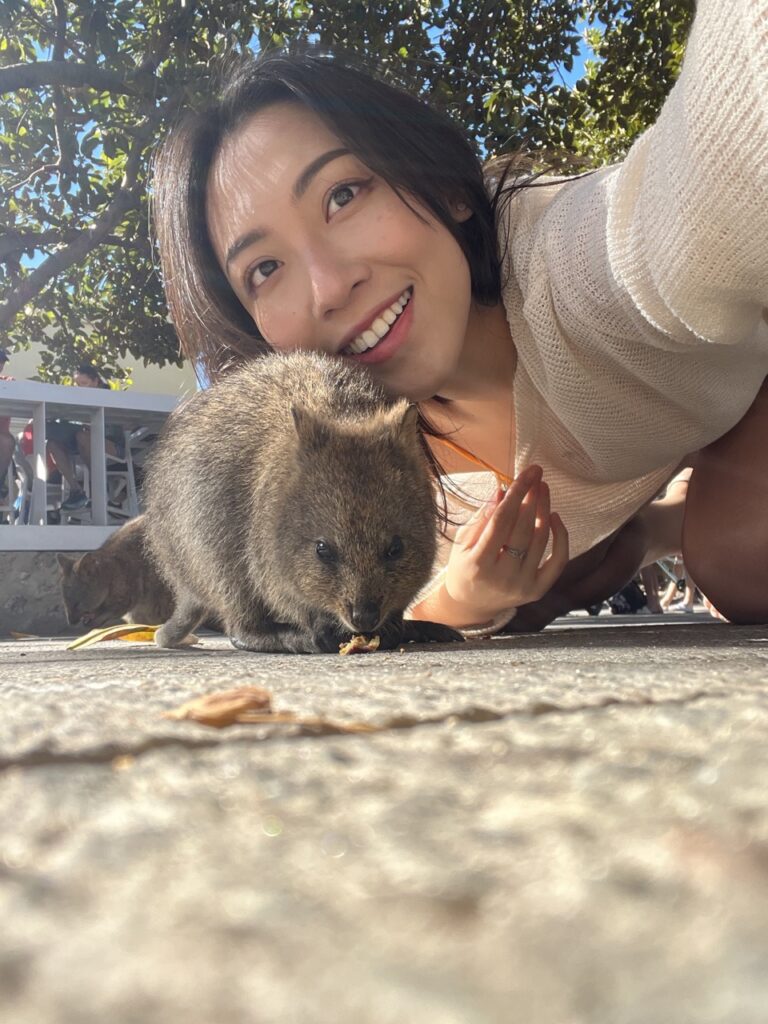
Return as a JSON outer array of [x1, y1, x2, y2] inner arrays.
[[491, 167, 612, 240]]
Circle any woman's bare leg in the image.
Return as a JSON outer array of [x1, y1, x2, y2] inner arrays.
[[683, 375, 768, 623]]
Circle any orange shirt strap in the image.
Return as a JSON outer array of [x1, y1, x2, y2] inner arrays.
[[429, 435, 515, 489]]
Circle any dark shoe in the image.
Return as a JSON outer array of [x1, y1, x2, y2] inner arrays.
[[61, 489, 89, 511]]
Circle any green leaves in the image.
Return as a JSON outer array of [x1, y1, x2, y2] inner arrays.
[[567, 0, 694, 163], [0, 0, 693, 378]]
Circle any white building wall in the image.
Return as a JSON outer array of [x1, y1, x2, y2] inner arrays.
[[4, 342, 198, 398]]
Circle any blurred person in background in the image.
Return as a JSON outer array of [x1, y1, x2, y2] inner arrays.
[[0, 348, 16, 503]]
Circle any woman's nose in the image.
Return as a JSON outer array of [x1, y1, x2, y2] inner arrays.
[[306, 246, 369, 320]]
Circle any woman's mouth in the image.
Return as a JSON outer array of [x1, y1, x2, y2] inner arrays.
[[341, 287, 413, 364]]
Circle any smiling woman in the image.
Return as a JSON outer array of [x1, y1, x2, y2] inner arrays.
[[152, 5, 768, 631]]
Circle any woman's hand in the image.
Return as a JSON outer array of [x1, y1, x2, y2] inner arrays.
[[444, 464, 570, 623]]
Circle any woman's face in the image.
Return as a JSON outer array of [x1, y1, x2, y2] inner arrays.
[[205, 102, 474, 401]]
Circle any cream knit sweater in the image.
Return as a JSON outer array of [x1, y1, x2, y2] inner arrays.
[[442, 0, 768, 565]]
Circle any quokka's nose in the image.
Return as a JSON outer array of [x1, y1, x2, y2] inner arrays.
[[348, 600, 381, 633]]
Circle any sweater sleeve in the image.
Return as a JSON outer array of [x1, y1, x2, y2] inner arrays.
[[606, 0, 768, 347]]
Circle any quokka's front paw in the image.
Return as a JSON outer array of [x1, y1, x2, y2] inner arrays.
[[229, 631, 326, 655], [400, 620, 465, 645], [155, 623, 188, 649], [311, 623, 350, 654], [229, 634, 255, 652]]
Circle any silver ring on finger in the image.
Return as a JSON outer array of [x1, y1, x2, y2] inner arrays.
[[502, 545, 527, 560]]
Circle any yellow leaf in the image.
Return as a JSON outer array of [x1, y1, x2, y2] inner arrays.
[[116, 629, 160, 643], [67, 624, 199, 650]]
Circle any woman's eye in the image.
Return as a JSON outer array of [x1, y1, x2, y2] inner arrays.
[[248, 258, 281, 291], [327, 182, 362, 217]]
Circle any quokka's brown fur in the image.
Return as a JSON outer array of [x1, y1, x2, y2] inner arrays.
[[143, 351, 460, 653], [57, 516, 175, 629]]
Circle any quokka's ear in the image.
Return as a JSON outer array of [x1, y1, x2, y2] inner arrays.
[[291, 405, 331, 451], [56, 553, 76, 575], [77, 552, 99, 575], [392, 402, 421, 441]]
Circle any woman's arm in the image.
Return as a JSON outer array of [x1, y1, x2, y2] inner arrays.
[[604, 0, 768, 347], [502, 471, 692, 632]]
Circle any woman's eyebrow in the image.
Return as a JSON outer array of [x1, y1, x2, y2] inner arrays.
[[292, 147, 350, 200], [225, 147, 351, 269], [226, 228, 267, 269]]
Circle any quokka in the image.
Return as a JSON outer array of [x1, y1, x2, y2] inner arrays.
[[143, 351, 461, 653], [57, 516, 175, 629]]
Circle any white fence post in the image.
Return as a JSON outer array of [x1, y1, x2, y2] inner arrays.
[[30, 400, 47, 526], [89, 407, 108, 525]]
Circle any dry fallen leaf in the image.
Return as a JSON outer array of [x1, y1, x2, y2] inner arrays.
[[67, 624, 198, 650], [162, 686, 376, 734], [338, 634, 381, 655], [162, 686, 273, 727], [9, 630, 39, 640]]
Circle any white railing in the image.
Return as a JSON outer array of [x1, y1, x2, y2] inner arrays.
[[0, 379, 179, 551]]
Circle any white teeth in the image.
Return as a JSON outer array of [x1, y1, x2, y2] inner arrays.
[[370, 317, 390, 339], [345, 288, 412, 355]]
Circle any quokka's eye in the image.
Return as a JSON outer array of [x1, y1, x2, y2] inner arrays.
[[384, 536, 404, 562], [315, 540, 338, 564]]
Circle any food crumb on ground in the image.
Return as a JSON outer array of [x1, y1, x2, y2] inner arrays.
[[338, 634, 381, 655]]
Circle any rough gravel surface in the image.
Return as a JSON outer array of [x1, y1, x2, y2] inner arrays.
[[1, 618, 767, 1023]]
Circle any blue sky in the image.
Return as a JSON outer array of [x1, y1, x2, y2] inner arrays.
[[555, 16, 590, 89]]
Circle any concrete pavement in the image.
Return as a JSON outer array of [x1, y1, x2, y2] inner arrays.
[[1, 616, 767, 1023]]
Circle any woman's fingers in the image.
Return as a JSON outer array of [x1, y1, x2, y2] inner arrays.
[[455, 489, 502, 550], [443, 465, 571, 617], [522, 480, 551, 571], [534, 512, 570, 594], [474, 465, 542, 562], [504, 481, 540, 555]]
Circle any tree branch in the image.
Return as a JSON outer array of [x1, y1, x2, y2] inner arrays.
[[2, 162, 61, 196], [0, 227, 147, 265], [52, 0, 76, 185], [0, 110, 162, 329], [0, 61, 136, 96], [0, 229, 80, 262]]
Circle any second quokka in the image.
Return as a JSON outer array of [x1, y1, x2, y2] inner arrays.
[[142, 351, 461, 653]]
